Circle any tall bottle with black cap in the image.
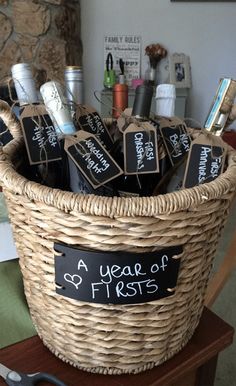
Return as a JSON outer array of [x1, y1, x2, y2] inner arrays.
[[132, 84, 154, 120], [111, 84, 154, 196]]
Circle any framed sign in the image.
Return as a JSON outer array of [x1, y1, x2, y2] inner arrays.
[[170, 0, 236, 3], [169, 53, 191, 88], [104, 35, 141, 86]]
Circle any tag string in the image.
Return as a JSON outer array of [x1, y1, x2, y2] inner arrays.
[[162, 122, 191, 160], [199, 128, 227, 160], [67, 135, 102, 186], [73, 101, 114, 147]]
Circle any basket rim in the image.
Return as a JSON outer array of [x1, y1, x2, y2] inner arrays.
[[0, 136, 236, 218]]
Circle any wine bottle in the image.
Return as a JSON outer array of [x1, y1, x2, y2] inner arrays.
[[165, 79, 236, 193], [11, 63, 39, 106], [11, 63, 70, 190], [40, 81, 117, 196], [64, 66, 84, 117], [111, 84, 157, 197], [140, 84, 176, 195]]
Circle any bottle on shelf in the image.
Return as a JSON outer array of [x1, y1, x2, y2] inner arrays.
[[112, 83, 128, 120], [155, 84, 176, 118], [132, 84, 153, 120]]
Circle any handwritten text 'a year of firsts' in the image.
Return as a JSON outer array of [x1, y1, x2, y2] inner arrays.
[[64, 256, 169, 300]]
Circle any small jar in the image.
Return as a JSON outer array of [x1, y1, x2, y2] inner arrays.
[[155, 84, 176, 117]]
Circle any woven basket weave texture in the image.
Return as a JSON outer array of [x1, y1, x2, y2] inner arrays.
[[0, 100, 236, 375]]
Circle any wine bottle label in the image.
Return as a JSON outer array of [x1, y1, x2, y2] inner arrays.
[[20, 104, 62, 165], [182, 133, 226, 188], [75, 105, 113, 150], [64, 130, 123, 189], [124, 122, 159, 175], [159, 119, 191, 166]]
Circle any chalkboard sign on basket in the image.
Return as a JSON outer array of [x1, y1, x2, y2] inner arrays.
[[54, 243, 183, 304]]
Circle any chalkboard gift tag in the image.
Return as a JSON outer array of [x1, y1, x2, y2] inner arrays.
[[64, 130, 123, 189], [20, 104, 62, 165], [182, 133, 226, 189], [54, 242, 183, 305], [124, 122, 159, 175], [159, 118, 191, 166], [75, 105, 113, 151]]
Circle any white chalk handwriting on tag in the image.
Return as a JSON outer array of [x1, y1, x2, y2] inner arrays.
[[183, 133, 226, 188], [64, 273, 82, 290]]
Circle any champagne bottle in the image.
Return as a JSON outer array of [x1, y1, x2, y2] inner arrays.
[[40, 81, 116, 196], [64, 66, 84, 117], [11, 63, 70, 190], [11, 63, 39, 106]]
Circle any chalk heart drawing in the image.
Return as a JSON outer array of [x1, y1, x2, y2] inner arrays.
[[64, 273, 82, 290]]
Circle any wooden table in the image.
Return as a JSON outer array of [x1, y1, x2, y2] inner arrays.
[[0, 308, 233, 386]]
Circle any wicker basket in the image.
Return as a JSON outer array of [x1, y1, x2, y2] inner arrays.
[[0, 100, 236, 375]]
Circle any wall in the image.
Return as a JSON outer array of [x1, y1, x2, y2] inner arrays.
[[0, 0, 82, 86], [80, 0, 236, 126]]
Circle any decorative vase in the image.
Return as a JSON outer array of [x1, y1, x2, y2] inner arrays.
[[145, 64, 157, 86]]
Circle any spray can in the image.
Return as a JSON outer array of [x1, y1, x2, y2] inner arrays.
[[112, 83, 128, 119]]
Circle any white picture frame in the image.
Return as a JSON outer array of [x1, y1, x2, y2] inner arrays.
[[169, 53, 191, 88]]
